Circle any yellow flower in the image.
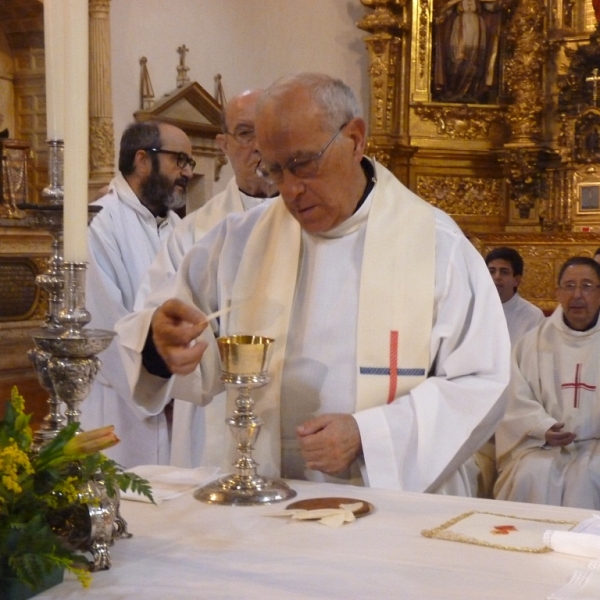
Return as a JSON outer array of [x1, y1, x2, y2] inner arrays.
[[10, 386, 33, 446], [0, 441, 33, 495], [69, 565, 92, 588], [43, 476, 82, 508], [10, 386, 25, 413], [63, 426, 120, 456]]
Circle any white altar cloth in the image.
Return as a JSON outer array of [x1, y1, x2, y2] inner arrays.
[[37, 481, 594, 599]]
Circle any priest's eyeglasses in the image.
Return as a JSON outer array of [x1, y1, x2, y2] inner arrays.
[[558, 282, 600, 295], [146, 148, 196, 169], [226, 127, 255, 147], [256, 122, 348, 185]]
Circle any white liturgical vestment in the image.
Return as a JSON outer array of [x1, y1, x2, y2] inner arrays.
[[502, 292, 545, 347], [82, 173, 180, 468], [134, 177, 270, 467], [116, 160, 510, 494], [495, 307, 600, 508], [135, 177, 266, 308]]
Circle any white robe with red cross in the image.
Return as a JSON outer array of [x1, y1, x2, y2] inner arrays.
[[116, 160, 509, 494], [495, 306, 600, 508]]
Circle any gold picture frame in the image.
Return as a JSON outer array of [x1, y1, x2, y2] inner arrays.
[[577, 182, 600, 214]]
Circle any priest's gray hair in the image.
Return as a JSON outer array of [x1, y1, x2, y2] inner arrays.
[[259, 73, 362, 130]]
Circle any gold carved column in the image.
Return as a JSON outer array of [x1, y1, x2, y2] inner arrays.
[[88, 0, 114, 200], [358, 0, 411, 182], [500, 0, 558, 227]]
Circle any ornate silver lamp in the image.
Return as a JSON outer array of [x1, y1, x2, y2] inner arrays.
[[194, 335, 296, 506]]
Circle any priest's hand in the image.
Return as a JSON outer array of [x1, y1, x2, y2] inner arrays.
[[544, 422, 576, 447], [296, 414, 362, 475], [151, 299, 209, 375]]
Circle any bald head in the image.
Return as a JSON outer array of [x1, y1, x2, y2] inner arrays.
[[217, 89, 274, 197], [256, 73, 362, 134], [254, 73, 368, 233], [221, 89, 261, 133]]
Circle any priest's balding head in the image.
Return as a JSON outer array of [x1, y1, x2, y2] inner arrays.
[[216, 89, 276, 199], [255, 73, 369, 234]]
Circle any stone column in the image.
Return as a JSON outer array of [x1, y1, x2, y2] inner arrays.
[[88, 0, 114, 201]]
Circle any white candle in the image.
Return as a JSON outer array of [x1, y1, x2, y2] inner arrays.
[[43, 0, 65, 141], [63, 0, 89, 263]]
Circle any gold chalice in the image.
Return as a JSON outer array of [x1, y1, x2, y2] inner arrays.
[[194, 335, 296, 505]]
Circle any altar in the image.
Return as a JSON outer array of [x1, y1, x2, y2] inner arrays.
[[37, 479, 595, 599]]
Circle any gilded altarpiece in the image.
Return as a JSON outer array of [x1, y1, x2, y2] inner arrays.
[[358, 0, 600, 308]]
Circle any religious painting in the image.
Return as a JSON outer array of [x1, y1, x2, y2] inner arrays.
[[577, 183, 600, 214], [431, 0, 504, 104], [574, 110, 600, 164]]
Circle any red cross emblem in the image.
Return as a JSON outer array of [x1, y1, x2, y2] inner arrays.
[[561, 363, 596, 408]]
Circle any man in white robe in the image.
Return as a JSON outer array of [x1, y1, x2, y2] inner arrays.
[[473, 246, 545, 497], [486, 246, 545, 347], [495, 257, 600, 508], [82, 121, 194, 467], [134, 90, 277, 467], [117, 73, 510, 494]]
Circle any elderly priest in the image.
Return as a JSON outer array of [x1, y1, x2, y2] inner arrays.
[[495, 257, 600, 508], [116, 73, 510, 495]]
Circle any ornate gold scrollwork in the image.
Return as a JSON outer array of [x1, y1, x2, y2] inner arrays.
[[416, 175, 503, 215], [414, 105, 505, 140], [365, 139, 392, 168], [500, 147, 557, 220]]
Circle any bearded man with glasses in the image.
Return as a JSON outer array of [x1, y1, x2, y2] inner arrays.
[[117, 74, 509, 496], [495, 256, 600, 508], [82, 120, 193, 468]]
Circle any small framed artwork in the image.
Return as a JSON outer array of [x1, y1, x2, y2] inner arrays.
[[578, 183, 600, 213]]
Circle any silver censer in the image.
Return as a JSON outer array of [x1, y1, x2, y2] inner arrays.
[[195, 335, 296, 505]]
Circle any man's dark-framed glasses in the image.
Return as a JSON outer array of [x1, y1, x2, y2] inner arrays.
[[225, 126, 255, 147], [256, 122, 348, 185], [146, 148, 196, 169], [558, 282, 600, 295]]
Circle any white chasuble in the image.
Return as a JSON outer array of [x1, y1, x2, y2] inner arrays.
[[495, 307, 600, 508], [224, 160, 435, 482]]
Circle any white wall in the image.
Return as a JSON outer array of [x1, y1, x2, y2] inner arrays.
[[110, 0, 370, 193]]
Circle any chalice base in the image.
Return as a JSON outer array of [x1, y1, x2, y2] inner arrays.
[[194, 473, 296, 506]]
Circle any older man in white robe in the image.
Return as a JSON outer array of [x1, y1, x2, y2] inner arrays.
[[134, 90, 277, 467], [83, 121, 193, 467], [117, 73, 509, 494], [495, 257, 600, 508]]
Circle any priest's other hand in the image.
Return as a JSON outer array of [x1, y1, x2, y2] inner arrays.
[[151, 299, 209, 375], [296, 414, 362, 475], [544, 422, 576, 447]]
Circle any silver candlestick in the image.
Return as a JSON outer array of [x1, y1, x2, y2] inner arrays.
[[195, 335, 296, 506], [32, 263, 115, 427], [25, 204, 102, 445], [42, 139, 64, 204]]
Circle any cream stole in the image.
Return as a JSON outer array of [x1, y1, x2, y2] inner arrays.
[[224, 160, 435, 476]]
